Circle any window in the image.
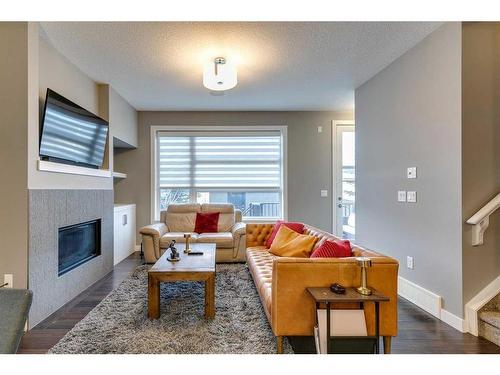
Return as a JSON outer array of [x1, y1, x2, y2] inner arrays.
[[152, 127, 286, 221]]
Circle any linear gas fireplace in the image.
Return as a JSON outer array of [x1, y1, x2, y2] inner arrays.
[[58, 219, 101, 276]]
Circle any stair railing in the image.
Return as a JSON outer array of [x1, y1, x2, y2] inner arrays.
[[466, 192, 500, 246]]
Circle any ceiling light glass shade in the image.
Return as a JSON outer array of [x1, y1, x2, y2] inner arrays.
[[203, 57, 237, 91]]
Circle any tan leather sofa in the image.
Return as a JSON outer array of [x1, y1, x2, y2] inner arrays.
[[140, 203, 246, 263], [246, 223, 399, 354]]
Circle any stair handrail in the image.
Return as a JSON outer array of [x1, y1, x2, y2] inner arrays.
[[466, 192, 500, 246]]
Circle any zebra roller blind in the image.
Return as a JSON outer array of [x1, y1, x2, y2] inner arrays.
[[157, 132, 282, 190]]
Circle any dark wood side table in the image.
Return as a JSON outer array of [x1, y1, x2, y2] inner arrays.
[[307, 287, 389, 354]]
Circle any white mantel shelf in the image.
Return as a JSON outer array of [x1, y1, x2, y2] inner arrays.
[[113, 171, 127, 179], [37, 160, 111, 178]]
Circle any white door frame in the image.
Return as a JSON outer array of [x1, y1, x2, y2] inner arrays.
[[332, 120, 355, 236]]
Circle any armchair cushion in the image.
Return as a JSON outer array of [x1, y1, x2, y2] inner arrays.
[[197, 232, 233, 248], [159, 232, 199, 248], [165, 203, 201, 232]]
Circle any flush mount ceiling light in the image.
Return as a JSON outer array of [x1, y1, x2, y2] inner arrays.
[[203, 57, 237, 92]]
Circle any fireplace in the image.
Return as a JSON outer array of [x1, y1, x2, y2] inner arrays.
[[58, 219, 101, 276]]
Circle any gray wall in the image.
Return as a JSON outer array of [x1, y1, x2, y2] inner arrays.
[[28, 190, 114, 327], [355, 23, 464, 316], [0, 23, 30, 289], [109, 86, 138, 148], [461, 22, 500, 305], [27, 26, 116, 326], [30, 31, 113, 190], [114, 111, 353, 242]]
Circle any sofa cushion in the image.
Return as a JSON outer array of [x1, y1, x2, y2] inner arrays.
[[265, 220, 305, 248], [165, 204, 201, 232], [269, 225, 318, 258], [246, 246, 275, 320], [310, 239, 352, 258], [194, 212, 220, 233], [160, 232, 199, 248], [197, 232, 233, 248], [201, 203, 235, 232]]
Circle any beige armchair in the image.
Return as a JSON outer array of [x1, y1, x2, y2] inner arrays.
[[140, 203, 246, 263]]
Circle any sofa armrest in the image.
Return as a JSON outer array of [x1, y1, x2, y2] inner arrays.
[[139, 223, 168, 263], [231, 222, 246, 259], [271, 256, 398, 337], [139, 223, 168, 238], [232, 221, 246, 236]]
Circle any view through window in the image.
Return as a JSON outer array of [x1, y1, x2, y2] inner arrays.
[[155, 131, 284, 220]]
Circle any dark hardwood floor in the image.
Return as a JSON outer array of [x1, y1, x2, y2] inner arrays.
[[19, 252, 142, 354], [19, 252, 500, 354]]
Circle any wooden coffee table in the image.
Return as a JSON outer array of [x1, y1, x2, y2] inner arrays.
[[148, 242, 216, 319]]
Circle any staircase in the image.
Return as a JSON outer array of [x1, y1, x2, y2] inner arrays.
[[478, 293, 500, 346]]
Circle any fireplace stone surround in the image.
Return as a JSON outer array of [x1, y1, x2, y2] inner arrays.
[[28, 189, 113, 328]]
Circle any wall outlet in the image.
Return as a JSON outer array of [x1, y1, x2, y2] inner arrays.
[[4, 274, 13, 288], [320, 189, 328, 198], [317, 126, 323, 133], [406, 256, 414, 270], [407, 191, 417, 203], [407, 167, 417, 179], [398, 190, 407, 202]]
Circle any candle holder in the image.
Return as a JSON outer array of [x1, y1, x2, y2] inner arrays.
[[183, 233, 192, 253], [356, 257, 372, 295]]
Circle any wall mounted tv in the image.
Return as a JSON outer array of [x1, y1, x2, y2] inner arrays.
[[39, 89, 109, 169]]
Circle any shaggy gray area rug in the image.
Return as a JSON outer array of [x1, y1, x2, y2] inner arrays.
[[49, 264, 293, 354]]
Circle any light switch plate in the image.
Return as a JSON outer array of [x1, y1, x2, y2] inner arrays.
[[407, 256, 414, 270], [407, 191, 417, 203], [320, 189, 328, 198], [317, 126, 323, 133], [398, 190, 407, 202], [407, 167, 417, 179]]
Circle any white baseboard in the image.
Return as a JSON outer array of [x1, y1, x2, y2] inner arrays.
[[398, 276, 441, 318], [441, 309, 467, 332], [465, 275, 500, 336], [398, 276, 467, 333]]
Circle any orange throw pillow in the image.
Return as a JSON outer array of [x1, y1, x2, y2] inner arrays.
[[269, 225, 318, 258]]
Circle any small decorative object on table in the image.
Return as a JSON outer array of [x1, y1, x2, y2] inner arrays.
[[330, 283, 346, 294], [356, 257, 372, 295], [166, 240, 180, 262], [183, 233, 192, 253]]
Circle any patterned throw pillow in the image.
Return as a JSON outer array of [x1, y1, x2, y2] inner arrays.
[[310, 239, 352, 258]]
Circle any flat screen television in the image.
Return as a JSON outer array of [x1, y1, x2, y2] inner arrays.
[[39, 89, 109, 169]]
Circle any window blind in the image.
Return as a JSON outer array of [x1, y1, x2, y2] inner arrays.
[[157, 134, 282, 189]]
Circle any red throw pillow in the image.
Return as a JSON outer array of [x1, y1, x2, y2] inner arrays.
[[194, 212, 220, 233], [265, 220, 305, 248], [310, 239, 352, 258]]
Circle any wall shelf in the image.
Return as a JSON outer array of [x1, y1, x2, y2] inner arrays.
[[37, 160, 111, 178], [113, 171, 127, 179]]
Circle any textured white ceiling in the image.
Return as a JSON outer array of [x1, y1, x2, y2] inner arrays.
[[40, 22, 442, 111]]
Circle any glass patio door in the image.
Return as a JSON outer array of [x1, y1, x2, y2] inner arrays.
[[334, 124, 355, 239]]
